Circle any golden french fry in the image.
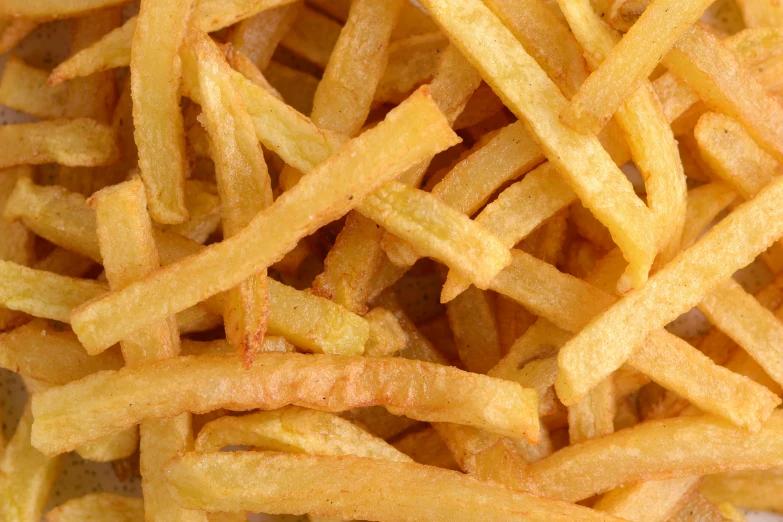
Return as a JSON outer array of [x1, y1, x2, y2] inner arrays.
[[163, 451, 624, 521], [702, 469, 783, 513], [31, 353, 539, 455], [364, 307, 407, 357], [680, 183, 738, 249], [164, 180, 222, 244], [190, 29, 273, 364], [665, 26, 783, 164], [0, 402, 62, 522], [0, 18, 38, 54], [445, 286, 502, 374], [263, 61, 318, 115], [130, 0, 194, 224], [44, 493, 144, 522], [279, 6, 341, 69], [556, 175, 783, 405], [69, 88, 458, 353], [0, 0, 128, 18], [737, 0, 783, 27], [0, 56, 72, 119], [375, 32, 450, 104], [567, 377, 615, 444], [0, 118, 117, 168], [0, 319, 123, 385], [181, 336, 292, 356], [669, 492, 743, 522], [307, 0, 438, 41], [528, 411, 783, 502], [392, 427, 459, 470], [73, 427, 139, 463], [561, 0, 714, 134], [195, 406, 410, 461], [421, 0, 656, 290], [0, 167, 34, 268], [694, 112, 779, 199]]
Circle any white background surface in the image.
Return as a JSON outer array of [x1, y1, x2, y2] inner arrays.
[[0, 3, 781, 521]]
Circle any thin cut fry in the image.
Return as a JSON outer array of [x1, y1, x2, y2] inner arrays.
[[364, 307, 407, 357], [665, 26, 783, 164], [163, 452, 623, 521], [421, 0, 656, 290], [279, 6, 341, 70], [69, 88, 458, 353], [561, 0, 715, 134], [556, 175, 783, 405], [31, 353, 540, 454], [44, 493, 144, 522], [567, 377, 615, 444], [375, 32, 450, 104], [164, 180, 222, 244], [195, 406, 411, 462], [0, 56, 72, 119], [680, 183, 738, 249], [446, 286, 502, 374], [228, 2, 301, 69], [593, 477, 701, 522], [527, 411, 783, 502], [0, 118, 117, 168]]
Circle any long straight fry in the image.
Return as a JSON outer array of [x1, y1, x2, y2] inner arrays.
[[31, 353, 539, 454]]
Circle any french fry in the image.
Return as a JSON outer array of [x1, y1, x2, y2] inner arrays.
[[680, 183, 738, 249], [31, 353, 540, 454], [0, 167, 34, 269], [44, 493, 144, 522], [698, 278, 783, 388], [527, 411, 783, 502], [195, 406, 411, 462], [130, 0, 195, 224], [421, 0, 656, 290], [279, 6, 341, 69], [694, 112, 780, 199], [163, 451, 624, 521], [0, 118, 117, 168], [228, 2, 302, 69], [0, 260, 106, 323], [0, 57, 72, 119], [357, 182, 511, 290], [0, 402, 62, 522], [0, 0, 129, 18], [665, 26, 783, 164], [593, 477, 701, 522], [164, 180, 222, 244], [442, 162, 577, 299], [702, 469, 783, 513], [446, 286, 502, 374], [555, 175, 783, 405], [736, 0, 783, 27], [669, 492, 743, 522], [561, 0, 715, 134], [90, 178, 204, 521], [307, 0, 439, 41], [190, 29, 274, 364], [567, 377, 615, 444], [363, 307, 407, 357], [0, 18, 37, 54], [375, 32, 450, 104], [0, 319, 123, 385], [181, 337, 293, 356], [495, 294, 537, 353]]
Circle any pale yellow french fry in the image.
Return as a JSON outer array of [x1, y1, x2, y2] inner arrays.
[[594, 477, 701, 522], [90, 178, 204, 521], [698, 278, 783, 388], [31, 353, 540, 454], [69, 87, 457, 352], [0, 0, 129, 18], [164, 180, 221, 244], [558, 0, 687, 267], [680, 183, 738, 249], [0, 402, 62, 522], [229, 2, 302, 69], [527, 411, 783, 502], [0, 18, 37, 54], [196, 406, 410, 461], [442, 162, 577, 299], [307, 0, 438, 41], [702, 469, 783, 513], [694, 112, 779, 199], [0, 319, 123, 385], [279, 6, 341, 69], [392, 426, 459, 470], [3, 179, 370, 356], [561, 0, 714, 134], [357, 181, 511, 290], [0, 260, 105, 323], [555, 175, 783, 405], [166, 451, 624, 521], [44, 493, 144, 522], [0, 56, 72, 119], [671, 492, 743, 522], [191, 29, 274, 364], [0, 166, 34, 269], [421, 0, 656, 290], [0, 118, 117, 168], [130, 0, 194, 224], [567, 377, 615, 444], [665, 26, 783, 164], [263, 61, 318, 115], [737, 0, 783, 27], [73, 427, 139, 463]]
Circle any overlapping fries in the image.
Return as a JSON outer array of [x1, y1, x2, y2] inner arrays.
[[2, 0, 783, 520]]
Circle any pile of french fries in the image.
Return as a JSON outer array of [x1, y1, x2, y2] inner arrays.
[[3, 0, 783, 520]]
